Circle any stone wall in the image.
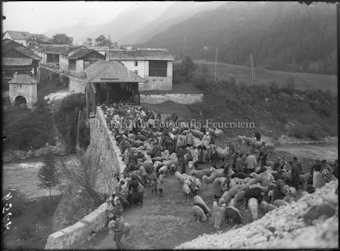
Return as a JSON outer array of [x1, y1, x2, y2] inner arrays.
[[45, 106, 126, 249], [140, 93, 203, 105], [139, 76, 173, 91], [69, 77, 87, 93]]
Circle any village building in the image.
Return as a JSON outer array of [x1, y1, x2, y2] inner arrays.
[[3, 30, 51, 47], [107, 48, 174, 91], [8, 72, 38, 109], [36, 44, 105, 76], [83, 60, 146, 117], [2, 39, 41, 82]]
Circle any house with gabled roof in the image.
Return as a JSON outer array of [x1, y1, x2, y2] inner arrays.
[[107, 48, 174, 91], [36, 44, 104, 74], [2, 39, 41, 81], [3, 30, 51, 46]]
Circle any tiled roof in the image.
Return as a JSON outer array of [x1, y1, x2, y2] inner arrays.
[[15, 47, 41, 60], [4, 31, 51, 43], [8, 74, 38, 84], [67, 49, 92, 59], [4, 31, 30, 40], [28, 33, 51, 43], [108, 48, 174, 61], [2, 39, 22, 52], [62, 46, 87, 56], [36, 44, 70, 54], [84, 60, 146, 83], [3, 58, 33, 66]]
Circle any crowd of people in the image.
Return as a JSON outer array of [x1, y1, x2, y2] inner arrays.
[[102, 101, 338, 249]]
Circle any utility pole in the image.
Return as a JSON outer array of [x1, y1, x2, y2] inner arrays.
[[215, 48, 218, 82], [182, 36, 186, 59], [250, 55, 256, 86], [108, 35, 111, 62]]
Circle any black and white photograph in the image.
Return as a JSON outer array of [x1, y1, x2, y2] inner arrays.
[[2, 1, 338, 249]]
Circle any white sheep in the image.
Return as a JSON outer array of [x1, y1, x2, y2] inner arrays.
[[248, 198, 259, 221], [192, 205, 207, 222]]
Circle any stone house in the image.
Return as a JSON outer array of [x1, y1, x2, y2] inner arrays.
[[107, 48, 174, 91], [36, 45, 104, 75], [8, 73, 38, 109]]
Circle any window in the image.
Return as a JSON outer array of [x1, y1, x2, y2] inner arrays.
[[134, 70, 138, 75], [134, 61, 138, 66], [47, 54, 59, 63], [149, 60, 167, 77], [69, 59, 76, 71]]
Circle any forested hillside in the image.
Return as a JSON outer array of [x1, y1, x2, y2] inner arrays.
[[136, 2, 336, 75]]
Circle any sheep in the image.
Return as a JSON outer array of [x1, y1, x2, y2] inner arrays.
[[219, 191, 232, 206], [273, 199, 289, 208], [191, 169, 212, 179], [192, 129, 204, 139], [158, 165, 169, 175], [175, 171, 186, 184], [193, 195, 212, 216], [299, 173, 311, 187], [163, 159, 178, 168], [260, 201, 277, 214], [224, 206, 242, 225], [234, 190, 245, 202], [192, 205, 208, 222], [169, 163, 177, 174], [214, 129, 224, 139], [182, 183, 192, 201], [227, 184, 244, 198], [212, 201, 223, 230], [248, 198, 259, 221], [228, 198, 237, 207], [182, 173, 195, 182]]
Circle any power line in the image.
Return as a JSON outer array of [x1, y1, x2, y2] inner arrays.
[[250, 55, 256, 86], [215, 48, 218, 82]]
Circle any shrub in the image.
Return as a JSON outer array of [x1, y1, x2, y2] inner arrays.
[[288, 122, 327, 141], [3, 107, 54, 150], [61, 75, 70, 87], [18, 224, 34, 240], [268, 81, 280, 94], [282, 77, 296, 95], [54, 93, 87, 153]]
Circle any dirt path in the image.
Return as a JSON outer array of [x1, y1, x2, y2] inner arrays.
[[79, 164, 257, 250]]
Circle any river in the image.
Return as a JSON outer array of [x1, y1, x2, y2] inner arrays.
[[2, 154, 79, 200], [276, 142, 338, 162]]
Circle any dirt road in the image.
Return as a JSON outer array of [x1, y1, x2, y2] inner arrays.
[[79, 164, 257, 250]]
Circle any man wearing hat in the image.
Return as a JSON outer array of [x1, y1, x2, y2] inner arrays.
[[109, 212, 130, 250], [210, 145, 219, 168], [291, 157, 301, 190], [273, 157, 281, 171], [202, 132, 211, 145]]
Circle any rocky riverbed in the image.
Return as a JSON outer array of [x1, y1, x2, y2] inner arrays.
[[176, 180, 338, 249]]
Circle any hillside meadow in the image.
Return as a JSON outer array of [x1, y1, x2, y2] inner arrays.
[[194, 61, 337, 93]]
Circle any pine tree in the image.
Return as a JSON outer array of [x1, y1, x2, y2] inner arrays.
[[37, 151, 60, 199]]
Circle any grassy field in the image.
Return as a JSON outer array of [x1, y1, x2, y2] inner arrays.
[[194, 60, 337, 93], [140, 81, 203, 95]]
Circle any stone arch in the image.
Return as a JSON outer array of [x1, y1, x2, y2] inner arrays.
[[14, 95, 27, 106]]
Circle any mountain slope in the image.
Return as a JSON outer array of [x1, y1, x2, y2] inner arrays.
[[44, 23, 105, 44], [136, 2, 336, 75], [119, 2, 225, 45], [82, 2, 172, 43]]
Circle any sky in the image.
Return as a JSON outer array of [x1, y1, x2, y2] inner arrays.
[[2, 1, 147, 34]]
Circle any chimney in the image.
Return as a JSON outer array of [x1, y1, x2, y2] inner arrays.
[[13, 72, 18, 80]]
